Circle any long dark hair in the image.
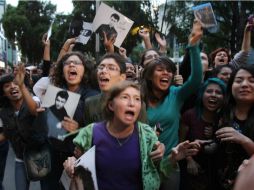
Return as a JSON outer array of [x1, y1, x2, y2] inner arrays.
[[140, 56, 176, 105], [51, 51, 96, 89], [221, 64, 254, 138]]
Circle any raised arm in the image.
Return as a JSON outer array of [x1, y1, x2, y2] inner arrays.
[[241, 21, 253, 52], [138, 27, 153, 49], [14, 64, 39, 115], [103, 31, 115, 53], [178, 20, 203, 101], [230, 21, 253, 69], [57, 38, 76, 62], [42, 33, 50, 61], [41, 33, 51, 76], [155, 32, 167, 55]]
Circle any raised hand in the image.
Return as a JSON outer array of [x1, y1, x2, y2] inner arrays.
[[174, 74, 183, 86], [188, 19, 203, 46], [155, 32, 167, 50], [42, 33, 50, 46], [119, 47, 127, 59], [138, 27, 150, 40], [13, 64, 26, 87], [103, 31, 115, 53]]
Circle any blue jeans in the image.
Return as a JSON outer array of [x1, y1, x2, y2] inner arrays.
[[15, 161, 30, 190], [0, 141, 9, 190], [15, 160, 50, 190]]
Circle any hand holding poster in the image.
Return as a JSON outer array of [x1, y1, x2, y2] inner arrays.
[[192, 3, 217, 29], [40, 85, 80, 139], [60, 146, 98, 190], [46, 20, 54, 41], [92, 2, 134, 48]]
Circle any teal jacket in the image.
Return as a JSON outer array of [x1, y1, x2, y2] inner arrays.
[[73, 121, 176, 190]]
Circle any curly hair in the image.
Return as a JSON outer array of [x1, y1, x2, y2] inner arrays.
[[51, 51, 96, 89]]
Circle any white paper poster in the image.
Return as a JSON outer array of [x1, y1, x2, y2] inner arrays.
[[93, 2, 134, 48]]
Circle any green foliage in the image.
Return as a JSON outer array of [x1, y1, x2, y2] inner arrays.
[[163, 1, 254, 56], [2, 1, 56, 64]]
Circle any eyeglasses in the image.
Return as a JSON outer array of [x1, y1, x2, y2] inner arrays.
[[63, 60, 83, 66], [97, 64, 120, 72]]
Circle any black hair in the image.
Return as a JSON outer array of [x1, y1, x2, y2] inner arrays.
[[51, 51, 96, 89], [0, 74, 14, 97], [212, 64, 233, 77], [97, 53, 126, 74], [55, 90, 69, 101], [111, 13, 120, 21], [221, 64, 254, 138], [0, 74, 15, 107]]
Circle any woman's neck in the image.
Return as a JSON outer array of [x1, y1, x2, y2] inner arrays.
[[107, 120, 134, 138], [234, 103, 252, 120], [68, 85, 80, 92], [149, 88, 167, 106], [202, 109, 216, 123]]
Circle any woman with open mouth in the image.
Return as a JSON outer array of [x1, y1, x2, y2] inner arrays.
[[42, 51, 99, 189], [64, 80, 200, 190], [209, 21, 252, 69], [180, 78, 226, 190], [140, 20, 203, 190]]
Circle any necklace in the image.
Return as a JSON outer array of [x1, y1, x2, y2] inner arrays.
[[106, 122, 134, 147], [114, 133, 133, 147]]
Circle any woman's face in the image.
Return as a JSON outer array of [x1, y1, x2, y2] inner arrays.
[[214, 51, 229, 67], [217, 67, 232, 84], [200, 52, 209, 73], [151, 64, 173, 92], [63, 55, 85, 89], [109, 87, 141, 126], [232, 69, 254, 104], [143, 50, 159, 67], [202, 83, 224, 112], [125, 62, 136, 81]]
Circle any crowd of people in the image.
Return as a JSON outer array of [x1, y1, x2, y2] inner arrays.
[[0, 15, 253, 190]]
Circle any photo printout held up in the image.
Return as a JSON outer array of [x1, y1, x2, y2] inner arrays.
[[92, 2, 134, 48], [76, 21, 93, 45], [60, 146, 98, 190], [192, 3, 217, 29], [41, 85, 80, 139]]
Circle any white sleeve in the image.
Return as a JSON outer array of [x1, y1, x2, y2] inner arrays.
[[33, 77, 50, 101]]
